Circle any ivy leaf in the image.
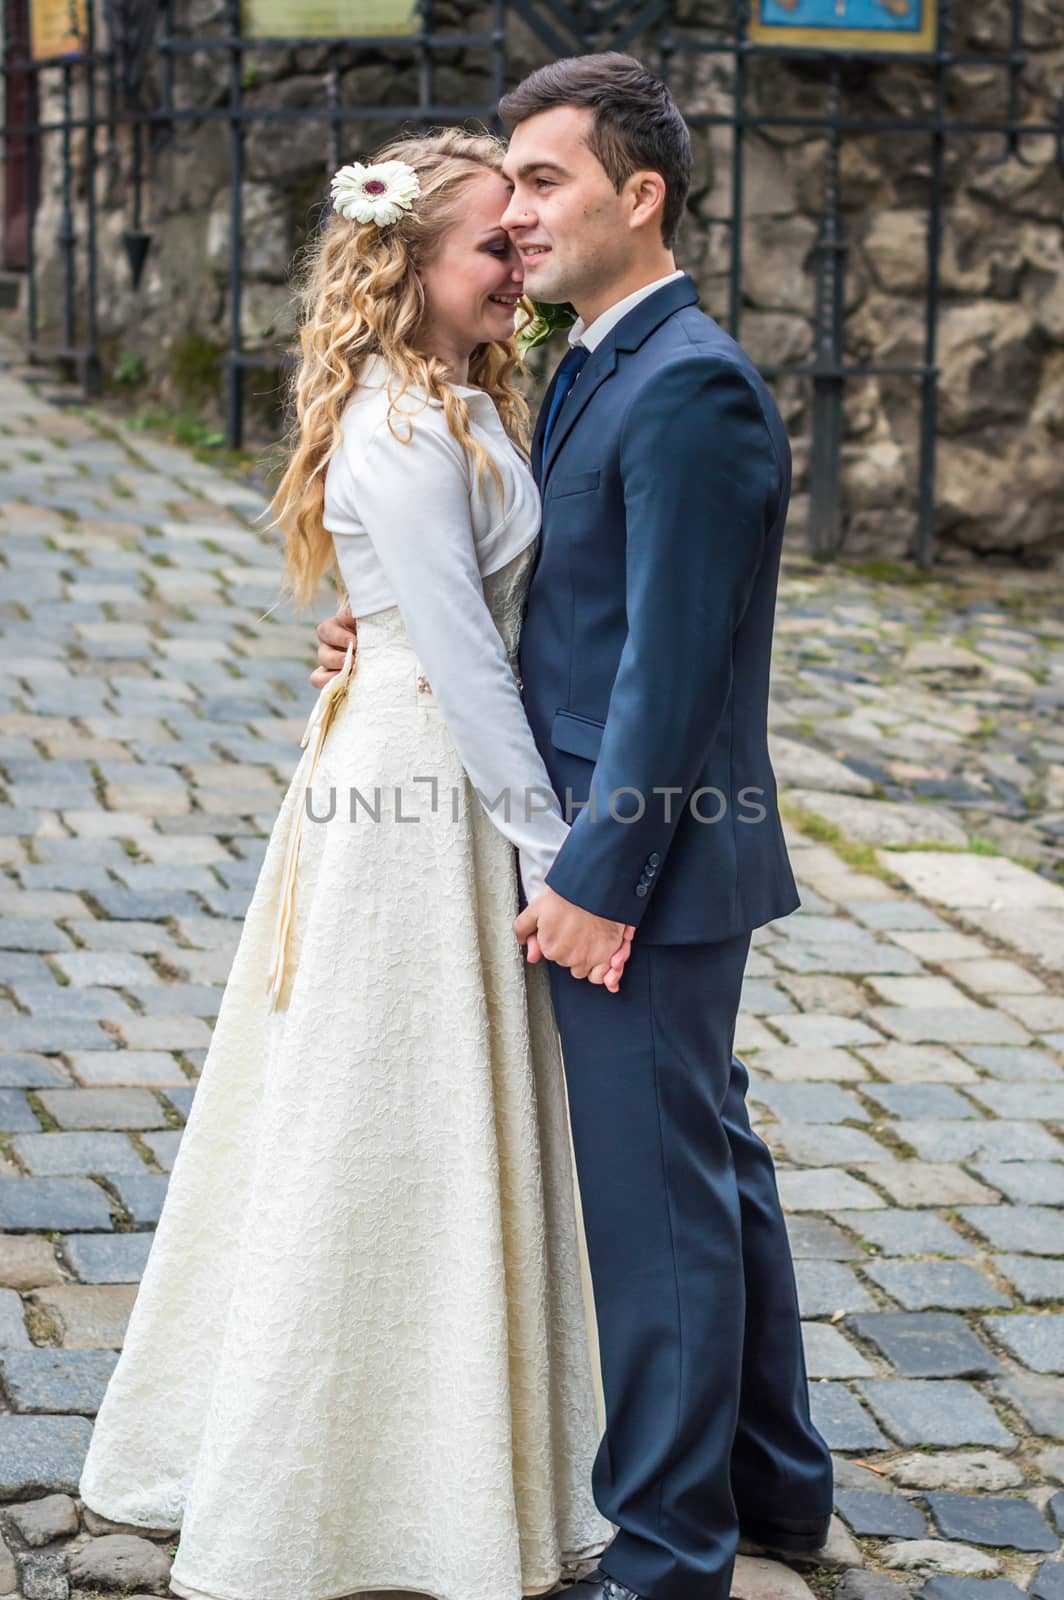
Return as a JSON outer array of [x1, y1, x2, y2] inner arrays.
[[515, 297, 578, 357]]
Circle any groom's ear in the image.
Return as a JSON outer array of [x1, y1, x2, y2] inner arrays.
[[624, 169, 667, 235]]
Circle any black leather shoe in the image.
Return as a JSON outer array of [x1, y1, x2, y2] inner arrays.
[[561, 1567, 648, 1600], [738, 1512, 832, 1557]]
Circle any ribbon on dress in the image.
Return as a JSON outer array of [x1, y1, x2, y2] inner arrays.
[[266, 638, 357, 1011]]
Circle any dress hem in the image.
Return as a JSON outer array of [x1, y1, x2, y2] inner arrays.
[[78, 1492, 613, 1600], [165, 1535, 616, 1600]]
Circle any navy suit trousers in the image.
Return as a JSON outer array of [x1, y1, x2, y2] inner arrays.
[[546, 934, 833, 1600]]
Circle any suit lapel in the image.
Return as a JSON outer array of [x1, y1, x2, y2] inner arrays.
[[539, 275, 701, 486]]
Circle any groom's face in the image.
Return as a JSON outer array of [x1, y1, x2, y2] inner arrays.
[[499, 106, 630, 308]]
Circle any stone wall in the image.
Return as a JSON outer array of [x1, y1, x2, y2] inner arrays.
[[22, 0, 1064, 563]]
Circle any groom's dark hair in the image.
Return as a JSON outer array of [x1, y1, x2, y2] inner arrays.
[[498, 53, 693, 249]]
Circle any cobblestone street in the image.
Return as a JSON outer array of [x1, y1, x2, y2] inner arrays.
[[0, 337, 1062, 1600]]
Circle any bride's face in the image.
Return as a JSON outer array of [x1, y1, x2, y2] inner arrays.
[[418, 170, 525, 355]]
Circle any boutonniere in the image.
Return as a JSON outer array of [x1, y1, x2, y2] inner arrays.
[[516, 297, 578, 357]]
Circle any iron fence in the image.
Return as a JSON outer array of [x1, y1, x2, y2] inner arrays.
[[2, 0, 1062, 562]]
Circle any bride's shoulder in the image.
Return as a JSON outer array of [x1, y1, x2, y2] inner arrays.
[[341, 356, 519, 470], [337, 358, 447, 455]]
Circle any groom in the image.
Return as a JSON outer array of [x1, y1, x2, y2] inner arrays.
[[314, 51, 833, 1600]]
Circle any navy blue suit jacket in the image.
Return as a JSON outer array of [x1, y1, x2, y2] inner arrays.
[[517, 272, 800, 944]]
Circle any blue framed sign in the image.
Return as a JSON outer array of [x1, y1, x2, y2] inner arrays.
[[750, 0, 938, 54]]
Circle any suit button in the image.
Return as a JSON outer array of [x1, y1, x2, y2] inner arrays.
[[645, 864, 657, 877], [648, 852, 661, 867], [635, 883, 649, 897]]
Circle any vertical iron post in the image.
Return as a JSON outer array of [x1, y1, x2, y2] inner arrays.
[[808, 63, 847, 558]]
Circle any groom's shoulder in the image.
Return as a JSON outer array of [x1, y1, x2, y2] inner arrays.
[[656, 303, 764, 387], [627, 306, 778, 424]]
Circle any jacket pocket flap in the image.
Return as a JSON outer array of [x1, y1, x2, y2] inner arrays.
[[550, 708, 605, 762], [549, 468, 600, 499]]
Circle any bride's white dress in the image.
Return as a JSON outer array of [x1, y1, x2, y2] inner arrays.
[[77, 361, 616, 1600]]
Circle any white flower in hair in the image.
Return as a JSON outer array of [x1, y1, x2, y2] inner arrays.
[[330, 160, 421, 226]]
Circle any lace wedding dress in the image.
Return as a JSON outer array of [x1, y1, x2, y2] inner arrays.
[[78, 382, 616, 1600]]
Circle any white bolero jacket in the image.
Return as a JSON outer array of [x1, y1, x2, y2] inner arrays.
[[321, 354, 570, 905]]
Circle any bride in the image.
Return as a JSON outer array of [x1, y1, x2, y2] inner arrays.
[[77, 126, 634, 1600]]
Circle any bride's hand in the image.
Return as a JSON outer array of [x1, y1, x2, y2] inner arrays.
[[590, 924, 635, 993], [522, 920, 635, 992], [311, 606, 358, 689]]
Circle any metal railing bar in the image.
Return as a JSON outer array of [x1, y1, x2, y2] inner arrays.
[[5, 105, 1061, 143]]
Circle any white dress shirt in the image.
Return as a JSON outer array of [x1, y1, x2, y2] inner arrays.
[[567, 268, 686, 352], [321, 354, 570, 902]]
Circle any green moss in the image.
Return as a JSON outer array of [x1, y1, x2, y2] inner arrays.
[[843, 558, 934, 585], [778, 796, 888, 877], [803, 1566, 842, 1600], [125, 409, 227, 453], [169, 332, 226, 404], [24, 1303, 62, 1346], [112, 350, 148, 389], [25, 1091, 60, 1132]]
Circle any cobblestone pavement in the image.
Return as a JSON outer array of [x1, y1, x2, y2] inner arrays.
[[0, 338, 1062, 1600]]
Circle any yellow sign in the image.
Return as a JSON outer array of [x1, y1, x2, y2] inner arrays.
[[751, 0, 937, 54], [242, 0, 419, 37], [31, 0, 88, 58]]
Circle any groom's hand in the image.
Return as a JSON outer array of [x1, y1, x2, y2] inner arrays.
[[312, 605, 358, 688], [514, 889, 635, 991], [523, 923, 634, 991]]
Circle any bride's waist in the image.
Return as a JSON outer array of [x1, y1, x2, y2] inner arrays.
[[341, 607, 519, 708]]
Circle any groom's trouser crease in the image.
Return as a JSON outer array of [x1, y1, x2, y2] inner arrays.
[[547, 934, 832, 1600]]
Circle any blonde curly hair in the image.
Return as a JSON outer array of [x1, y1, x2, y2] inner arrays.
[[263, 126, 532, 616]]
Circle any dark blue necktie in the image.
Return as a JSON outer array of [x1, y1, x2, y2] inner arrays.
[[541, 343, 590, 458]]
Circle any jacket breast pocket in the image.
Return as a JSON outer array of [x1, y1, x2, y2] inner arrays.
[[549, 468, 600, 500], [550, 708, 605, 762]]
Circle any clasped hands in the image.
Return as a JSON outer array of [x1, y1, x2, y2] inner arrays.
[[314, 607, 637, 995], [515, 891, 636, 995]]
